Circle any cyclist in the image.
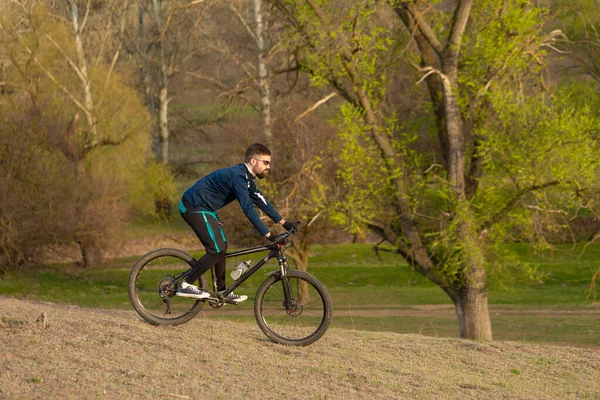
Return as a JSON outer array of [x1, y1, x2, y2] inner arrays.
[[177, 143, 299, 302]]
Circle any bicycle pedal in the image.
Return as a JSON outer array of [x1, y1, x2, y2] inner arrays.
[[210, 294, 234, 305]]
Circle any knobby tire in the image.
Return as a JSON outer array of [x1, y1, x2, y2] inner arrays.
[[254, 270, 332, 346], [128, 248, 208, 326]]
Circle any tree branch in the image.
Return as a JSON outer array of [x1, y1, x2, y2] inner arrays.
[[94, 0, 116, 66], [22, 45, 88, 112], [294, 92, 337, 122], [162, 0, 210, 41], [43, 33, 86, 83], [413, 64, 453, 96], [445, 0, 474, 62], [305, 0, 327, 23], [80, 0, 92, 33], [398, 2, 443, 56], [481, 180, 561, 232], [229, 2, 259, 46], [366, 221, 445, 287], [465, 136, 482, 200]]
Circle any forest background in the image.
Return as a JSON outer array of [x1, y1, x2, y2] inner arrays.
[[1, 0, 600, 342]]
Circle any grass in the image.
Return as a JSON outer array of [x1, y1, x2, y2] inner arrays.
[[1, 242, 599, 348], [331, 315, 600, 347], [2, 296, 599, 399]]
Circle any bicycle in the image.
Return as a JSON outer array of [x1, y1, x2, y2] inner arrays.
[[128, 229, 332, 346]]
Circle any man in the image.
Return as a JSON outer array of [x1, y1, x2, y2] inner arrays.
[[177, 143, 299, 303]]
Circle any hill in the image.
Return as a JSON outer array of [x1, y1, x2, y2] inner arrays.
[[1, 297, 599, 399]]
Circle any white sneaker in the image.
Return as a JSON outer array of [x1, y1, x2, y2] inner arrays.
[[176, 282, 210, 299], [217, 291, 248, 304]]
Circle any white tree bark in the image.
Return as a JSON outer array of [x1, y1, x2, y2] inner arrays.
[[253, 0, 272, 144], [65, 0, 97, 147], [151, 0, 170, 165], [138, 0, 158, 157]]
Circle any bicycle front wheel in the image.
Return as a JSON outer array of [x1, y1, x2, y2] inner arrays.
[[128, 248, 208, 326], [254, 270, 332, 346]]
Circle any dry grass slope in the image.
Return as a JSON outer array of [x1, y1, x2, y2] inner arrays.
[[1, 297, 599, 399]]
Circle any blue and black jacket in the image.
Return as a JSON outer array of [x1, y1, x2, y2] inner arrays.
[[181, 163, 282, 236]]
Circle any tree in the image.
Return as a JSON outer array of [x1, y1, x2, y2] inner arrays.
[[271, 0, 600, 340], [0, 0, 173, 269], [230, 0, 274, 143], [133, 0, 213, 167]]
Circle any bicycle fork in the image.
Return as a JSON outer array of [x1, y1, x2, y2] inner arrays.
[[278, 256, 296, 313]]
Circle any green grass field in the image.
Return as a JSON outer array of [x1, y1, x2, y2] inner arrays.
[[1, 242, 599, 348]]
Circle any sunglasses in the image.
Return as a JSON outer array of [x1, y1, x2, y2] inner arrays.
[[253, 158, 271, 166]]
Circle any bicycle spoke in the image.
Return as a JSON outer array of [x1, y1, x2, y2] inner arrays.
[[258, 274, 328, 343], [130, 251, 206, 324]]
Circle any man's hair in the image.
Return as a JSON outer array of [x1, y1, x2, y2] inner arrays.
[[245, 143, 271, 163]]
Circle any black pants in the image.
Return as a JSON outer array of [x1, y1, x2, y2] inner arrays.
[[179, 198, 227, 290]]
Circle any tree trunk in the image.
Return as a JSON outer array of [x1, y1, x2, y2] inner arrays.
[[158, 83, 169, 164], [452, 286, 493, 340], [79, 240, 103, 268], [288, 234, 311, 302], [66, 0, 97, 146], [292, 256, 310, 302], [151, 0, 170, 165], [155, 196, 171, 219], [253, 0, 272, 144], [139, 1, 158, 157]]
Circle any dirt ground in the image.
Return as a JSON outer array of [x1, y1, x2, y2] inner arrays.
[[1, 297, 599, 399]]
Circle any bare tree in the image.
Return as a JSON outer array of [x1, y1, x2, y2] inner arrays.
[[64, 0, 98, 146], [229, 0, 273, 143], [253, 0, 273, 143], [134, 0, 212, 165]]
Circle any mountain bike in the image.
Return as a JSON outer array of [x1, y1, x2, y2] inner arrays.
[[127, 229, 332, 346]]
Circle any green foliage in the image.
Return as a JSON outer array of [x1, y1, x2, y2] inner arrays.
[[458, 0, 547, 116], [477, 82, 600, 223], [282, 0, 395, 103], [278, 0, 600, 296], [328, 103, 394, 232], [127, 162, 176, 220], [279, 0, 400, 234], [463, 80, 600, 283]]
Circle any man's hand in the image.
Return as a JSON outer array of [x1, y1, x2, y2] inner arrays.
[[283, 221, 301, 232], [267, 233, 286, 243]]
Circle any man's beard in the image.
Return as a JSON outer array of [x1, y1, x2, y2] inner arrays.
[[256, 171, 268, 179]]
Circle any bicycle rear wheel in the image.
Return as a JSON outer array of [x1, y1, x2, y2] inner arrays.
[[128, 248, 208, 326], [254, 270, 332, 346]]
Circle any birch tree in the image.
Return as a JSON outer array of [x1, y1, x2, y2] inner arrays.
[[134, 0, 212, 165], [228, 0, 274, 143], [63, 0, 99, 147]]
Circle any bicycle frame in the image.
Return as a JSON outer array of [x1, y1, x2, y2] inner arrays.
[[218, 242, 289, 296], [171, 231, 296, 306]]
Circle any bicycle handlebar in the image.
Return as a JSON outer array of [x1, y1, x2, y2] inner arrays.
[[272, 227, 297, 245]]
